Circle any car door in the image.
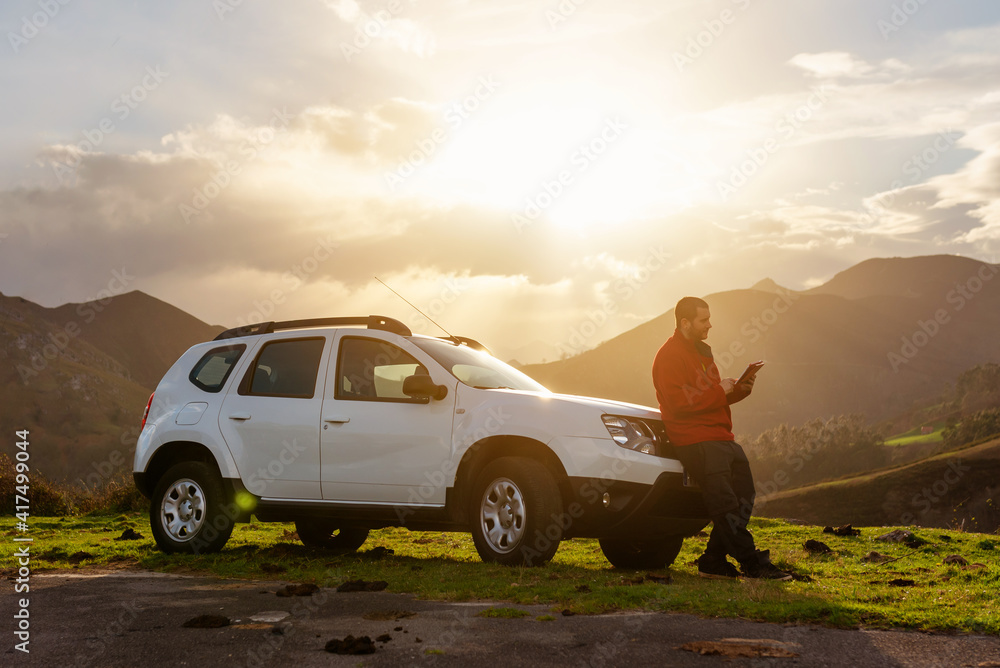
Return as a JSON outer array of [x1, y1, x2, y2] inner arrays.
[[219, 335, 330, 500], [320, 332, 457, 505]]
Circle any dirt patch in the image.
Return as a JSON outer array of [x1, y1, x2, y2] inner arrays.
[[804, 540, 833, 554], [325, 635, 376, 655], [182, 615, 230, 628], [260, 563, 286, 574], [276, 583, 319, 597], [679, 638, 800, 658], [115, 528, 143, 541], [337, 579, 389, 592], [862, 551, 889, 563], [363, 610, 416, 621]]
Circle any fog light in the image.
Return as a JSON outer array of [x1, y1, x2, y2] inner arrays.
[[602, 492, 611, 508]]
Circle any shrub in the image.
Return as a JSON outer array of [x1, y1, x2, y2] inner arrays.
[[0, 454, 144, 516], [0, 453, 73, 516]]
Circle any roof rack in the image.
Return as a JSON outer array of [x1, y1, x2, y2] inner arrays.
[[438, 335, 493, 356], [214, 315, 412, 341]]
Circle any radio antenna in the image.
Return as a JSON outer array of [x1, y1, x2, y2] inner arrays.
[[374, 276, 457, 341]]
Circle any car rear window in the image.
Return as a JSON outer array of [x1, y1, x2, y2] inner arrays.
[[189, 344, 246, 392]]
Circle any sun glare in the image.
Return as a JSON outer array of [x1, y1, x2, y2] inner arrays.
[[410, 80, 710, 232]]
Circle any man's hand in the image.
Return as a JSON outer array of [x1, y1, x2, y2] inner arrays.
[[721, 378, 736, 394], [738, 375, 756, 393]]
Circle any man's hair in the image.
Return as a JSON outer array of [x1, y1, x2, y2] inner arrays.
[[675, 296, 708, 329]]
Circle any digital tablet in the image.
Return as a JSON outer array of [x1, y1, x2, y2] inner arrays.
[[736, 361, 765, 385]]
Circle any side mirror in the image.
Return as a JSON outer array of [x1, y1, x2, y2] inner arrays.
[[402, 374, 448, 401]]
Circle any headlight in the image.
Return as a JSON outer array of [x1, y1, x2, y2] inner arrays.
[[602, 415, 658, 455]]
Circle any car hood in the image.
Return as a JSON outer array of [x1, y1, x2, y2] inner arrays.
[[546, 392, 661, 420], [476, 388, 661, 420]]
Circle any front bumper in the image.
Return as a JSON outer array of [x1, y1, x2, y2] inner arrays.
[[560, 471, 709, 539]]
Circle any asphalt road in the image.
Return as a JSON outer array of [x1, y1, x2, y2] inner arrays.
[[4, 570, 1000, 667]]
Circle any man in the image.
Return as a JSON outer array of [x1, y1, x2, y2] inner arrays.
[[652, 296, 792, 581]]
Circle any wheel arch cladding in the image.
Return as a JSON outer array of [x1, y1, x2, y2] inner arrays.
[[453, 435, 570, 523]]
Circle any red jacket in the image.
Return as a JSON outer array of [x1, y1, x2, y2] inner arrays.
[[651, 329, 749, 446]]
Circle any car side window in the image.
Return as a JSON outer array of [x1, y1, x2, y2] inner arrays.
[[189, 344, 246, 392], [240, 338, 326, 398], [336, 337, 427, 402]]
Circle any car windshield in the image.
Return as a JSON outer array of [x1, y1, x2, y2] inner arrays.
[[411, 337, 548, 392]]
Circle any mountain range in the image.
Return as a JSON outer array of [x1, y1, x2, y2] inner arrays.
[[522, 254, 1000, 436], [2, 254, 999, 483]]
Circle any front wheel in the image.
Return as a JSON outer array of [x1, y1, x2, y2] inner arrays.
[[294, 519, 369, 551], [470, 457, 563, 567], [150, 461, 235, 554], [599, 535, 685, 569]]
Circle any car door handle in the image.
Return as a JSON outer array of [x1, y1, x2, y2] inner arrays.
[[324, 416, 350, 424], [228, 412, 252, 421]]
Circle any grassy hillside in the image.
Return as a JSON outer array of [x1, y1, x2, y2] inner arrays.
[[755, 436, 1000, 532], [0, 290, 222, 481]]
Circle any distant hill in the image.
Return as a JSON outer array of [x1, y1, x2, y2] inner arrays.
[[522, 255, 1000, 435], [755, 435, 1000, 532], [0, 291, 223, 481], [806, 254, 987, 300]]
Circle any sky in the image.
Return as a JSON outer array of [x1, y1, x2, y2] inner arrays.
[[2, 0, 1000, 362]]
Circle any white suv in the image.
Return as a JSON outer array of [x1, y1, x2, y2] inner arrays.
[[133, 316, 707, 567]]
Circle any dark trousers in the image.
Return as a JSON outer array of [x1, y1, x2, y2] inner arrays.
[[674, 440, 761, 565]]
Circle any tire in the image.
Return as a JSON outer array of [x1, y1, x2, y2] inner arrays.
[[599, 535, 685, 570], [150, 462, 235, 554], [470, 457, 563, 567], [294, 519, 369, 551]]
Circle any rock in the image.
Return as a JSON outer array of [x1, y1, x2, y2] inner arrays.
[[182, 615, 230, 628], [561, 609, 576, 616], [337, 580, 389, 593], [887, 579, 916, 587], [804, 539, 832, 554], [376, 634, 392, 643], [68, 551, 95, 564], [324, 635, 375, 655], [943, 554, 969, 566], [823, 524, 861, 537]]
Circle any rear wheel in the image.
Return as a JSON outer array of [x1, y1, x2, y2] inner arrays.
[[150, 462, 234, 554], [599, 535, 685, 569], [294, 519, 369, 551], [470, 457, 563, 566]]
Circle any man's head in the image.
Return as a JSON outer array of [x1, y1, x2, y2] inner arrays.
[[675, 296, 711, 341]]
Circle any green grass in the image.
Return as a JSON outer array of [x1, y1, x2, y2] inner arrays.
[[885, 421, 946, 446], [3, 514, 999, 635], [476, 607, 532, 619]]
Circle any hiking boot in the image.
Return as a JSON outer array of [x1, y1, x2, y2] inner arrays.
[[696, 555, 742, 579], [740, 549, 794, 581], [742, 561, 793, 581]]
